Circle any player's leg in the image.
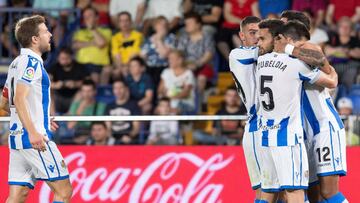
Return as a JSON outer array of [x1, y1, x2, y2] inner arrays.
[[7, 149, 35, 203], [308, 184, 322, 202], [6, 185, 30, 203], [243, 130, 262, 201], [315, 127, 347, 202], [306, 135, 323, 202], [46, 178, 73, 203]]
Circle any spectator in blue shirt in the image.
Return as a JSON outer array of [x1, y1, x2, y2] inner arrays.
[[141, 16, 176, 87], [125, 56, 154, 114]]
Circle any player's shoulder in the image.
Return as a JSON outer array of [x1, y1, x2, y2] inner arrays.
[[229, 46, 258, 64], [230, 46, 258, 56]]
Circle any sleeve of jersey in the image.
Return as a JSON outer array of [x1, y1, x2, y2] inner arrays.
[[229, 49, 256, 71], [298, 68, 321, 84], [18, 56, 41, 85]]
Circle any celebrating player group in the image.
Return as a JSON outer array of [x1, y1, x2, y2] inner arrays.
[[230, 11, 347, 203]]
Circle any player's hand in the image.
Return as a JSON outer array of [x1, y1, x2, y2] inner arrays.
[[50, 117, 59, 132], [29, 132, 47, 152]]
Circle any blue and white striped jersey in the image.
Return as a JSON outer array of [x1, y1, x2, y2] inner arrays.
[[5, 48, 52, 149], [255, 52, 320, 147], [303, 84, 344, 139], [229, 46, 258, 132]]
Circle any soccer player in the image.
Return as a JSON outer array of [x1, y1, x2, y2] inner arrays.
[[3, 15, 73, 203], [228, 16, 262, 202], [256, 20, 338, 203], [279, 11, 348, 203]]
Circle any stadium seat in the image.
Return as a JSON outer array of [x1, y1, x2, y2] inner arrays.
[[349, 94, 360, 114], [96, 85, 115, 104], [349, 84, 360, 96]]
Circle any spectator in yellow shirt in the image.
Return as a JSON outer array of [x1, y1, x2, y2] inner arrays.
[[111, 11, 144, 77], [72, 6, 112, 84]]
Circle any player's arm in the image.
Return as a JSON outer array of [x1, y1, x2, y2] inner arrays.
[[0, 86, 10, 114], [14, 83, 47, 151], [289, 44, 327, 68], [314, 70, 338, 89]]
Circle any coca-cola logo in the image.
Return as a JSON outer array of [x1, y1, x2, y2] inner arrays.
[[39, 151, 234, 203]]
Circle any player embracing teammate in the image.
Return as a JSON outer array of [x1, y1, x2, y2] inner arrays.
[[230, 11, 347, 203]]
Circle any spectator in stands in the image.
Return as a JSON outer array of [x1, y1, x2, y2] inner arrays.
[[142, 0, 182, 34], [303, 10, 329, 48], [72, 6, 112, 84], [258, 0, 290, 19], [147, 98, 180, 145], [158, 50, 196, 115], [193, 86, 246, 145], [76, 0, 110, 27], [109, 0, 145, 29], [326, 0, 360, 30], [141, 16, 176, 86], [292, 0, 327, 27], [49, 47, 88, 114], [183, 0, 223, 36], [105, 80, 141, 144], [67, 80, 107, 144], [337, 97, 360, 146], [32, 0, 74, 46], [177, 12, 215, 94], [216, 0, 260, 61], [125, 57, 154, 114], [111, 11, 144, 77], [325, 17, 360, 89], [86, 121, 116, 145]]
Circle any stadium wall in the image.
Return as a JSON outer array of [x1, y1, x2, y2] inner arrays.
[[0, 146, 358, 202]]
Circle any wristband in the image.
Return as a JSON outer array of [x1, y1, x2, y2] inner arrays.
[[284, 44, 295, 55]]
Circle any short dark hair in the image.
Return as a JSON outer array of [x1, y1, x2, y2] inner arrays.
[[241, 16, 261, 31], [258, 19, 284, 38], [15, 15, 46, 48], [112, 79, 129, 88], [278, 20, 310, 41], [184, 12, 202, 24], [59, 46, 73, 55], [280, 10, 310, 31], [82, 6, 98, 16], [129, 56, 146, 67], [118, 11, 132, 20], [82, 79, 96, 90], [91, 121, 107, 129]]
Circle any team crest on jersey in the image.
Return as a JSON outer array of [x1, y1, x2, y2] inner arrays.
[[22, 67, 35, 80], [61, 160, 67, 169]]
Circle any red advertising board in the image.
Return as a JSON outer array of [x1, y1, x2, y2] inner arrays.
[[0, 146, 358, 202]]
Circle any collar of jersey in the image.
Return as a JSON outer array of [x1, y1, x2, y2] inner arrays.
[[20, 48, 43, 63]]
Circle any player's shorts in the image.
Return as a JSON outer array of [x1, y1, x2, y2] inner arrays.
[[306, 127, 347, 185], [243, 130, 261, 190], [8, 141, 69, 189], [259, 143, 309, 192]]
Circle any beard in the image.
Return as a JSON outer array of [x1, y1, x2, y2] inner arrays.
[[40, 42, 51, 53]]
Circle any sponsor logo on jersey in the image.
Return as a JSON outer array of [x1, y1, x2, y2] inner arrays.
[[22, 67, 35, 81]]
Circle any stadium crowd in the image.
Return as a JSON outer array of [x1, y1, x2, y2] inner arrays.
[[0, 0, 360, 146]]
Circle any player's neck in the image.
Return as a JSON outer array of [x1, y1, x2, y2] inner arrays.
[[27, 46, 42, 57]]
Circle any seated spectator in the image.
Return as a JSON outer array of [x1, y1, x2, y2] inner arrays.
[[326, 0, 360, 30], [109, 0, 146, 28], [111, 11, 144, 77], [141, 16, 176, 86], [49, 47, 88, 114], [303, 10, 329, 48], [194, 86, 246, 145], [183, 0, 223, 36], [258, 0, 290, 19], [324, 17, 360, 89], [177, 13, 215, 94], [105, 80, 141, 144], [67, 80, 107, 144], [147, 98, 180, 145], [292, 0, 327, 27], [72, 6, 112, 84], [337, 97, 360, 145], [158, 50, 196, 114], [86, 121, 116, 145], [142, 0, 182, 34], [125, 56, 154, 114], [216, 0, 260, 61]]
